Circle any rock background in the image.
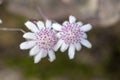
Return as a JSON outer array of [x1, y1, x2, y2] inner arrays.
[[6, 0, 120, 27], [0, 0, 120, 80]]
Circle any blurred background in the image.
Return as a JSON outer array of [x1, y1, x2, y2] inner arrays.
[[0, 0, 120, 80]]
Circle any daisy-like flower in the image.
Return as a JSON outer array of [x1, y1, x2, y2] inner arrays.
[[20, 20, 57, 63], [52, 15, 92, 59]]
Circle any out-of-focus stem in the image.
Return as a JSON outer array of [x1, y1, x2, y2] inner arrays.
[[0, 27, 26, 33]]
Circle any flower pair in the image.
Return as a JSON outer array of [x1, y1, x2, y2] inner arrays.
[[20, 15, 92, 63]]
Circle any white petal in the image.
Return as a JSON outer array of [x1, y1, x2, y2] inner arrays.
[[74, 43, 81, 51], [60, 42, 69, 52], [52, 23, 62, 31], [53, 39, 64, 51], [25, 21, 39, 32], [82, 33, 87, 38], [68, 44, 75, 59], [42, 52, 47, 58], [23, 32, 36, 39], [46, 20, 52, 28], [34, 50, 43, 63], [36, 21, 44, 29], [56, 33, 61, 38], [80, 24, 92, 32], [29, 45, 40, 56], [69, 15, 76, 23], [20, 41, 36, 50], [80, 38, 92, 48], [76, 21, 83, 27], [62, 21, 69, 26], [48, 50, 56, 62]]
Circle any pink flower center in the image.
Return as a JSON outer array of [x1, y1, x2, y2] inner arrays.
[[35, 28, 57, 51], [60, 22, 83, 45]]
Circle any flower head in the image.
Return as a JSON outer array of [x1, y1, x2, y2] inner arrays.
[[52, 15, 92, 59], [20, 20, 57, 63]]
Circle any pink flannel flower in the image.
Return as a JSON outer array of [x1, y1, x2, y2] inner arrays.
[[52, 15, 92, 59], [20, 20, 57, 63]]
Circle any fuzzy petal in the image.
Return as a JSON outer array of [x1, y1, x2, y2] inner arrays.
[[68, 44, 75, 59], [48, 50, 56, 62], [80, 24, 92, 32], [34, 50, 43, 63], [80, 38, 92, 48], [36, 21, 44, 29], [20, 41, 36, 50], [69, 15, 76, 23], [53, 39, 63, 51], [52, 23, 62, 31], [60, 42, 69, 52], [23, 32, 36, 39], [25, 21, 39, 32], [74, 43, 81, 51], [46, 20, 52, 28], [29, 45, 40, 56]]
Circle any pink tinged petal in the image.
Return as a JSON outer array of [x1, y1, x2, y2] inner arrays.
[[80, 38, 92, 48], [68, 44, 75, 59], [80, 24, 92, 32], [34, 50, 43, 63], [69, 15, 76, 23], [46, 20, 52, 28], [52, 23, 62, 31], [20, 41, 36, 50], [36, 21, 44, 29], [29, 45, 40, 56], [74, 43, 81, 51], [60, 42, 69, 52], [48, 50, 56, 62], [53, 39, 64, 51], [23, 32, 36, 39], [76, 21, 83, 26], [25, 21, 39, 32]]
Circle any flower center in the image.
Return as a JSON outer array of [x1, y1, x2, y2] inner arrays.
[[60, 22, 83, 45], [35, 28, 57, 51]]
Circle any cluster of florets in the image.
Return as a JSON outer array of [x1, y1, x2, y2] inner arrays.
[[20, 15, 92, 63]]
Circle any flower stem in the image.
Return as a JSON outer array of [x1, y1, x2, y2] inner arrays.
[[0, 27, 26, 33]]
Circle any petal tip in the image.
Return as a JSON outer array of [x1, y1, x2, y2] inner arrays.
[[87, 24, 92, 28], [69, 15, 76, 23], [19, 43, 25, 50], [34, 60, 39, 64], [69, 57, 74, 60], [88, 43, 92, 48], [68, 44, 75, 60], [34, 57, 41, 63], [24, 21, 30, 26], [49, 58, 55, 62]]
